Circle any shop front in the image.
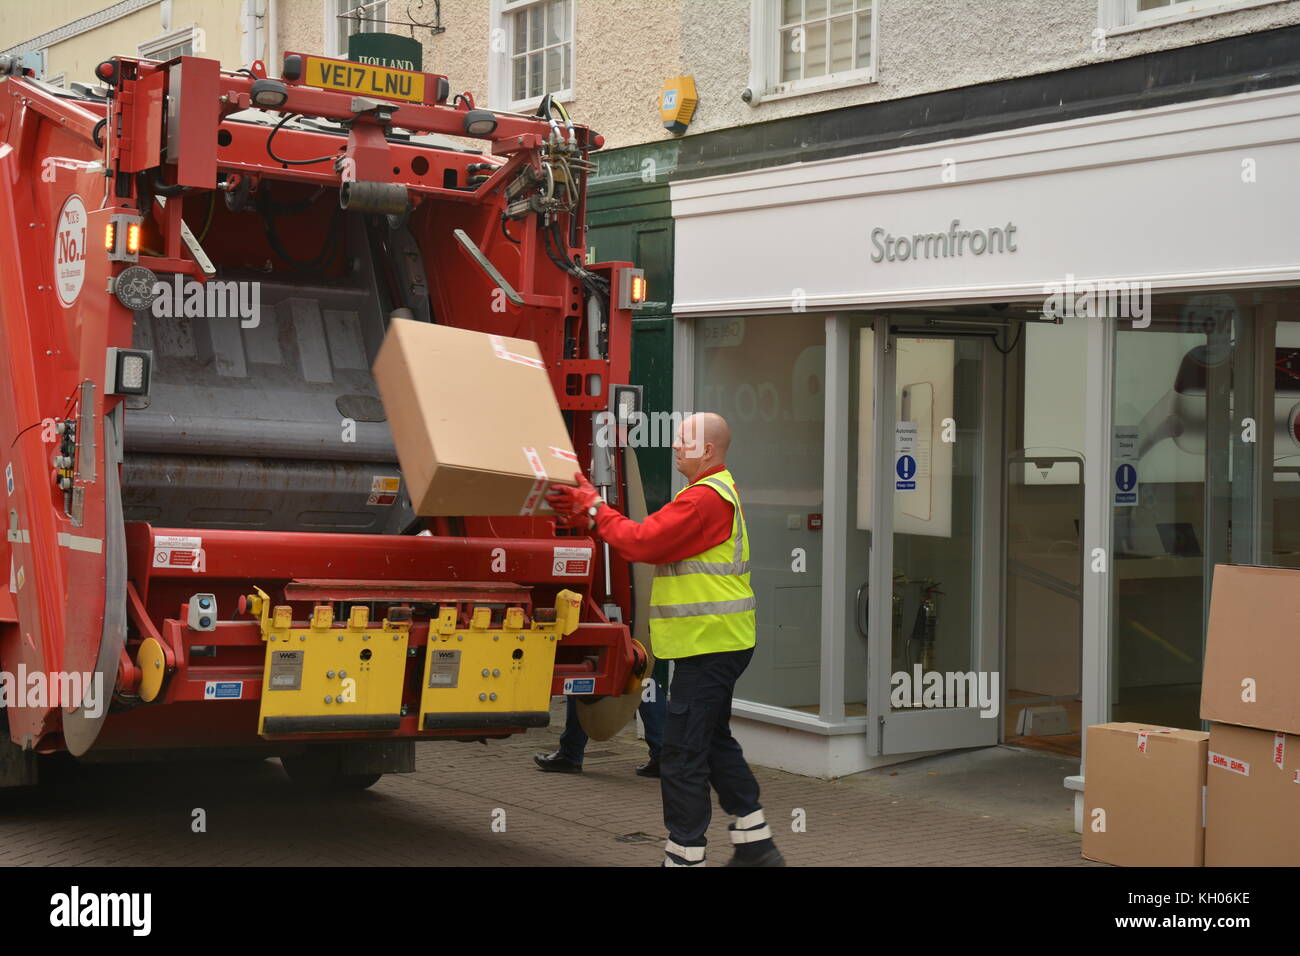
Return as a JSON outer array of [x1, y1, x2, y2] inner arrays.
[[668, 84, 1300, 778]]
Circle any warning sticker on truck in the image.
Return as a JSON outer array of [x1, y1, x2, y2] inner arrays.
[[203, 681, 243, 700], [153, 535, 204, 571], [552, 546, 592, 577], [367, 475, 401, 507]]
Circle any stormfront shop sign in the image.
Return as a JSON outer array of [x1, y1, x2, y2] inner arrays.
[[870, 220, 1019, 263]]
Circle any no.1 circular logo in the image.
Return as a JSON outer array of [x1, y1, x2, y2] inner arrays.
[[53, 194, 88, 307], [1115, 463, 1137, 492], [896, 455, 917, 481]]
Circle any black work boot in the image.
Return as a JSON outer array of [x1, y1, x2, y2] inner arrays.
[[725, 809, 786, 867], [533, 752, 582, 773], [635, 755, 660, 778]]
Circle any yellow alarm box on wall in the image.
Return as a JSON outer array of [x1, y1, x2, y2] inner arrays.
[[661, 76, 698, 134]]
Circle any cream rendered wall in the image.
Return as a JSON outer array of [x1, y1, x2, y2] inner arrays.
[[3, 0, 253, 86], [682, 0, 1300, 136], [354, 0, 1300, 149], [415, 0, 686, 149], [278, 0, 325, 59]]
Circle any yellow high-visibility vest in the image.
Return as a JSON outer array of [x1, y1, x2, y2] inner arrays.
[[648, 469, 756, 660]]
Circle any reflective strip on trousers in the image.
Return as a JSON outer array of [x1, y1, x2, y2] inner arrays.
[[735, 809, 765, 829], [730, 824, 773, 845], [665, 840, 706, 863], [648, 596, 757, 619]]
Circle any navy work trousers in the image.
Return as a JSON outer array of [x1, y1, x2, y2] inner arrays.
[[660, 646, 761, 847]]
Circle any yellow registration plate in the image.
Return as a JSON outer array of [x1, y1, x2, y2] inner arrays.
[[302, 55, 426, 105]]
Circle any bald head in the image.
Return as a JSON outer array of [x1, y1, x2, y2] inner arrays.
[[674, 412, 731, 482]]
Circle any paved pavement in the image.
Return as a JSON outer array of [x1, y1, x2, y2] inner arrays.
[[0, 700, 1097, 866]]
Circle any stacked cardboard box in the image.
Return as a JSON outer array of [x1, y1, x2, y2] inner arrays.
[[1200, 564, 1300, 866], [1081, 723, 1208, 866]]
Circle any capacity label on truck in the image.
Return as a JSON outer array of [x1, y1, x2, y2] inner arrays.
[[54, 194, 87, 308], [552, 546, 592, 577], [563, 678, 596, 695], [153, 534, 204, 570]]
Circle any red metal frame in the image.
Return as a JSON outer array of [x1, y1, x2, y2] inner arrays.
[[0, 52, 640, 756]]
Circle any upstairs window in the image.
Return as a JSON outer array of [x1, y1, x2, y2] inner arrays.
[[501, 0, 574, 107], [751, 0, 877, 102], [329, 0, 388, 58], [1102, 0, 1285, 33]]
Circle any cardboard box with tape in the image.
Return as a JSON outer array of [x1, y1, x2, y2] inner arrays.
[[1200, 564, 1300, 735], [373, 320, 579, 516], [1081, 722, 1208, 867], [1204, 722, 1300, 866]]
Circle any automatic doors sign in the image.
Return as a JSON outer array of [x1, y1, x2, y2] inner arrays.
[[204, 681, 243, 700], [1113, 426, 1140, 507], [563, 677, 596, 695], [895, 421, 918, 491]]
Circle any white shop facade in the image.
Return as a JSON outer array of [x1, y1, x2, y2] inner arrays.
[[667, 84, 1300, 778]]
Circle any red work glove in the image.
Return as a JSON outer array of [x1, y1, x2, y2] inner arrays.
[[554, 511, 593, 532], [546, 471, 602, 516]]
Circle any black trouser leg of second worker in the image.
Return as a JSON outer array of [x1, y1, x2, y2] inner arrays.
[[660, 647, 771, 867]]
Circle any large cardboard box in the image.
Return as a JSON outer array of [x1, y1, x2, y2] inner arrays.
[[1082, 722, 1208, 867], [373, 320, 578, 516], [1201, 564, 1300, 735], [1205, 723, 1300, 866]]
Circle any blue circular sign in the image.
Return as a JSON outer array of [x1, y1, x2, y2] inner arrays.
[[1115, 463, 1137, 492], [896, 455, 917, 480]]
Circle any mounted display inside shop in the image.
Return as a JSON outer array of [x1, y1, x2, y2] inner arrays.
[[857, 333, 956, 539], [870, 220, 1019, 263]]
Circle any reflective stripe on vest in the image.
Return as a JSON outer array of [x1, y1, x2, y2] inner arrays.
[[648, 469, 756, 660]]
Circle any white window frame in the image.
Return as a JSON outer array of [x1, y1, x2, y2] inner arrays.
[[748, 0, 878, 106], [324, 0, 388, 58], [138, 24, 198, 61], [488, 0, 576, 112], [1099, 0, 1290, 36]]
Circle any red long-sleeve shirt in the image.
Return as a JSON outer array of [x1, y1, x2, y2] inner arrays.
[[594, 464, 736, 564]]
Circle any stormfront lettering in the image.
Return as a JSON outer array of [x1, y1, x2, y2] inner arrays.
[[870, 220, 1019, 263]]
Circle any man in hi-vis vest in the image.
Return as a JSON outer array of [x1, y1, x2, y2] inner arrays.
[[547, 412, 784, 867]]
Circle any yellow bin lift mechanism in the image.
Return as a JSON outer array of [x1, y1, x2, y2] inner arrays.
[[247, 588, 583, 735]]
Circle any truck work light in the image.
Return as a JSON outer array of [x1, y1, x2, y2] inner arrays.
[[105, 347, 153, 397]]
